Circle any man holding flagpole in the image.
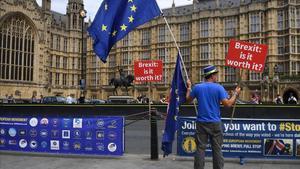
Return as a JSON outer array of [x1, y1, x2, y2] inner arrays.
[[186, 65, 241, 169]]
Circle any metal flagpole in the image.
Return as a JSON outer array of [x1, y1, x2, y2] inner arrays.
[[162, 16, 188, 78], [230, 69, 243, 125], [162, 14, 199, 115]]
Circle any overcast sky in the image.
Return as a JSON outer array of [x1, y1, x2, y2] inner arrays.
[[36, 0, 193, 20]]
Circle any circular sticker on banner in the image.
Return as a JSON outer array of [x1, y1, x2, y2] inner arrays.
[[41, 141, 48, 149], [52, 118, 59, 127], [181, 136, 196, 153], [0, 128, 5, 135], [73, 142, 81, 150], [19, 139, 28, 148], [107, 143, 117, 152], [29, 129, 37, 137], [86, 120, 92, 127], [73, 130, 81, 138], [40, 118, 49, 126], [30, 140, 38, 149], [108, 131, 117, 140], [29, 118, 38, 127], [96, 142, 104, 151], [62, 141, 70, 150], [40, 129, 48, 138], [0, 138, 5, 146], [96, 119, 105, 128], [8, 128, 17, 137]]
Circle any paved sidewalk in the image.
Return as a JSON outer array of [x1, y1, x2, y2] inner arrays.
[[1, 153, 300, 169]]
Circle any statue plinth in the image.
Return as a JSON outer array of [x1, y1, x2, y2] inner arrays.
[[107, 95, 135, 104]]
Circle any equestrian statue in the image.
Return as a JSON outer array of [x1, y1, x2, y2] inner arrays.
[[109, 69, 134, 95]]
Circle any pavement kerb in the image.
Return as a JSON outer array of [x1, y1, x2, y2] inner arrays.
[[170, 155, 300, 164], [1, 151, 300, 165]]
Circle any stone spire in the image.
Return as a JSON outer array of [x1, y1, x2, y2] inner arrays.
[[67, 0, 85, 30], [42, 0, 51, 12]]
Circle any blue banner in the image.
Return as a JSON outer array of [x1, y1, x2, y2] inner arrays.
[[0, 116, 124, 156], [177, 117, 300, 159]]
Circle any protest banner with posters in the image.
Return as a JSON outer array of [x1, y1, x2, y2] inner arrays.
[[177, 117, 300, 159], [0, 116, 124, 156], [226, 40, 268, 72]]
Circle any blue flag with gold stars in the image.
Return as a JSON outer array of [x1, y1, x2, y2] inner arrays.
[[88, 0, 162, 63], [161, 54, 187, 157]]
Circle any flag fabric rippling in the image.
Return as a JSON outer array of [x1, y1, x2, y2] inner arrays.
[[88, 0, 161, 62], [161, 54, 187, 157]]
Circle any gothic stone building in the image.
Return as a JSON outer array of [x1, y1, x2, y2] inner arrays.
[[1, 0, 300, 103], [0, 0, 86, 100]]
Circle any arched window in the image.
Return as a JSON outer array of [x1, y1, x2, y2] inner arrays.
[[73, 15, 77, 29], [0, 15, 34, 81]]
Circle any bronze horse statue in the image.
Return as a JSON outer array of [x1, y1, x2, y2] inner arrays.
[[109, 72, 134, 95]]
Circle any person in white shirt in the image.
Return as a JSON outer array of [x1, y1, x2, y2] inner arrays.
[[274, 94, 283, 104], [288, 93, 297, 104], [3, 94, 9, 103], [66, 95, 73, 104]]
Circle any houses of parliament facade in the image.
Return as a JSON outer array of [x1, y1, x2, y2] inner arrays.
[[0, 0, 299, 103]]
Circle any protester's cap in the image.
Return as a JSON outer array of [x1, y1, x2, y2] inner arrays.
[[203, 65, 218, 77]]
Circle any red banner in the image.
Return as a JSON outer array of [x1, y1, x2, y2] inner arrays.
[[134, 60, 163, 82], [226, 39, 268, 72]]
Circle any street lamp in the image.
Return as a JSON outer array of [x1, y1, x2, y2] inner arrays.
[[272, 64, 280, 101], [261, 65, 269, 102], [79, 9, 87, 103]]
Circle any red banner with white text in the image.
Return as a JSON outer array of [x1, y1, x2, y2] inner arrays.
[[134, 60, 163, 82], [226, 40, 268, 72]]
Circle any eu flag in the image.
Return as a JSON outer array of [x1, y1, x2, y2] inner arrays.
[[161, 54, 187, 157], [87, 0, 162, 63]]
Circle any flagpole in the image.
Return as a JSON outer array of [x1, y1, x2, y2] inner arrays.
[[162, 15, 199, 115], [230, 69, 243, 125], [162, 16, 188, 79]]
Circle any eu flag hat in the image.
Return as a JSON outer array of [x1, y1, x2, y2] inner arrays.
[[203, 65, 218, 77]]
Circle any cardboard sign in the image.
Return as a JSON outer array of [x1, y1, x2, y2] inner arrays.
[[226, 39, 268, 72], [134, 60, 163, 82]]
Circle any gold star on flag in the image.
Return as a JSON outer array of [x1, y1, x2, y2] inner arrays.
[[120, 24, 127, 31], [112, 30, 117, 37], [128, 15, 134, 23], [130, 5, 137, 12], [101, 24, 107, 31]]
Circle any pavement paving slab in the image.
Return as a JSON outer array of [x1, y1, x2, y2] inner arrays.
[[1, 153, 300, 169]]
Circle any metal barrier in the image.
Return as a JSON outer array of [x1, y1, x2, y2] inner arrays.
[[1, 104, 299, 119], [1, 104, 299, 159]]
